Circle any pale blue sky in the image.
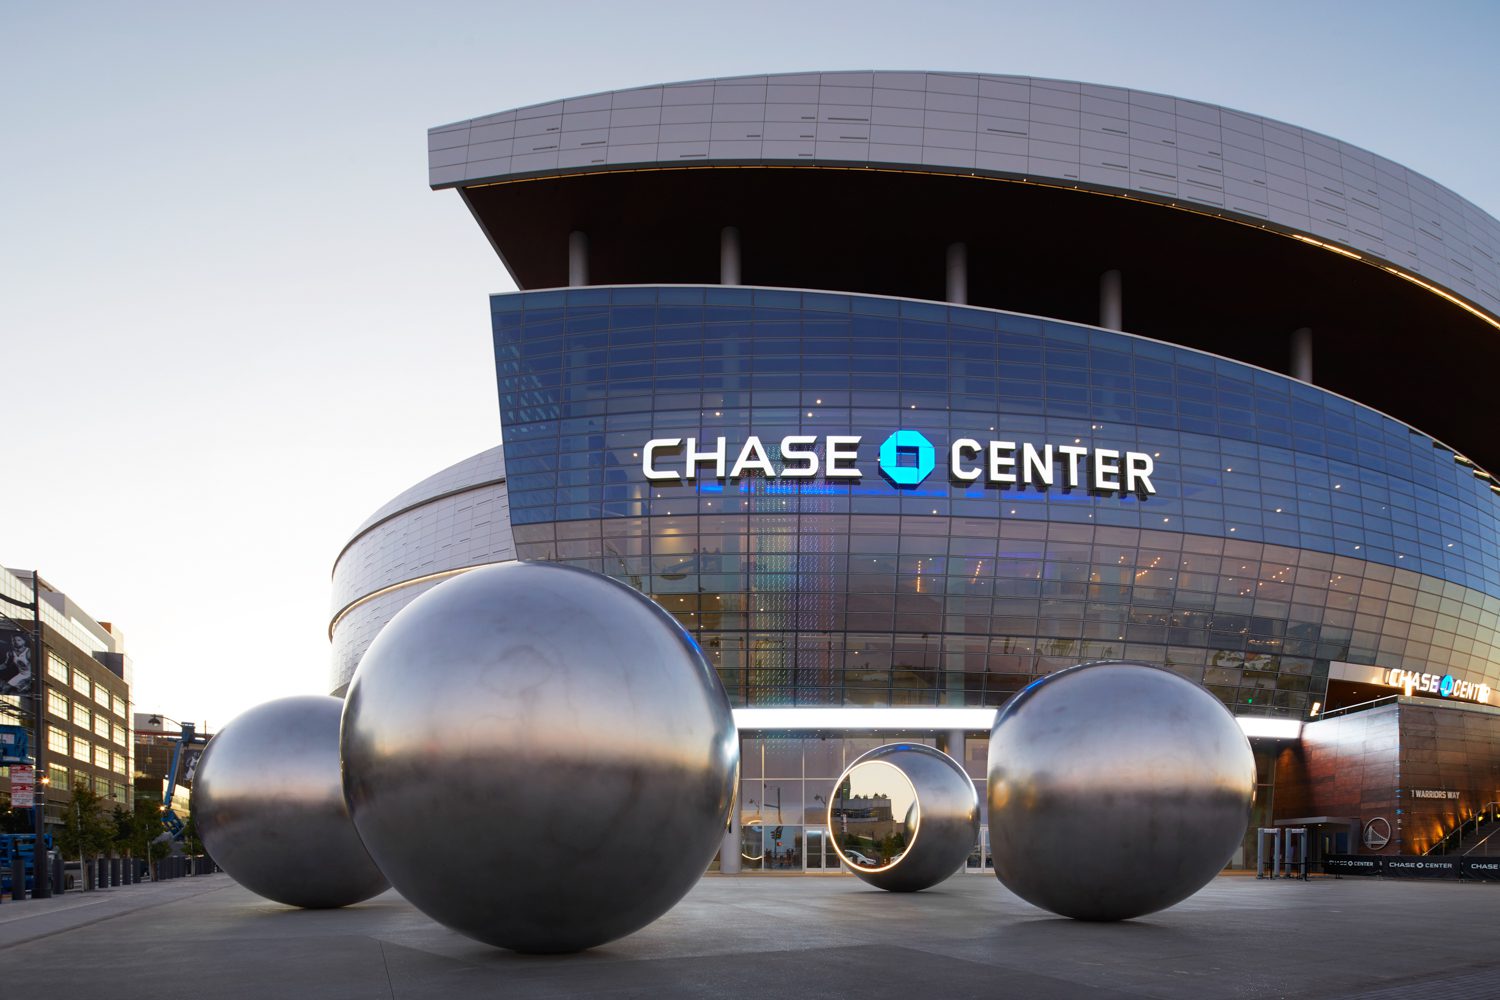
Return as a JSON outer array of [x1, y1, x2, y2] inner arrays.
[[3, 1, 1497, 729]]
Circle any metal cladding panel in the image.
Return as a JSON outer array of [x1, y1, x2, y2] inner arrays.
[[429, 71, 1500, 323]]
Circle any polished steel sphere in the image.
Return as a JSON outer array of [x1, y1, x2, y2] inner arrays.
[[829, 743, 978, 892], [193, 695, 388, 908], [987, 661, 1255, 920], [341, 561, 738, 953]]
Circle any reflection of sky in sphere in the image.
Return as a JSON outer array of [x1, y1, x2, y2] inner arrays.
[[845, 760, 919, 837]]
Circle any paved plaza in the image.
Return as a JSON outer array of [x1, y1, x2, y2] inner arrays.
[[2, 872, 1498, 998]]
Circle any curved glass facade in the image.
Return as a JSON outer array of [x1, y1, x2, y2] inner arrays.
[[494, 285, 1500, 719]]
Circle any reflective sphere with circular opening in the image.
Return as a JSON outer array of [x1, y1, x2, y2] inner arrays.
[[193, 695, 389, 909], [340, 561, 739, 953], [987, 660, 1255, 920], [829, 743, 978, 891]]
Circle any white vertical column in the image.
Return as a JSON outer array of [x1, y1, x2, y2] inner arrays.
[[721, 766, 743, 874], [567, 230, 589, 287], [946, 242, 968, 304], [1100, 269, 1123, 330], [1292, 327, 1314, 383], [720, 226, 741, 286]]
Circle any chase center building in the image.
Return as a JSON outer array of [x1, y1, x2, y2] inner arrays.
[[332, 73, 1500, 870]]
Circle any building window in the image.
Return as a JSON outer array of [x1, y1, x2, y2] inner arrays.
[[47, 652, 67, 683], [73, 704, 89, 729], [112, 723, 126, 747], [113, 782, 127, 801], [47, 726, 68, 755], [112, 694, 125, 717], [94, 716, 110, 739], [94, 745, 109, 768], [72, 770, 88, 792], [93, 685, 110, 709], [72, 737, 90, 762], [95, 776, 110, 798], [48, 763, 67, 788], [112, 752, 126, 775], [47, 690, 68, 719], [71, 672, 89, 697]]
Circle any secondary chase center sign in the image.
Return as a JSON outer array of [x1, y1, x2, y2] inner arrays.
[[641, 430, 1156, 496]]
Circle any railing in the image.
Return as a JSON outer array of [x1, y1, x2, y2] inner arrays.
[[1424, 801, 1500, 856], [1464, 812, 1500, 856], [1313, 695, 1400, 721]]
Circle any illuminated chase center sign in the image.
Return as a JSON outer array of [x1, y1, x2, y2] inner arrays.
[[1383, 668, 1491, 705], [641, 430, 1157, 496]]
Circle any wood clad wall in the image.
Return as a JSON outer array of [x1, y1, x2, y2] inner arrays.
[[1273, 704, 1399, 849], [1398, 703, 1500, 854], [1273, 700, 1500, 854]]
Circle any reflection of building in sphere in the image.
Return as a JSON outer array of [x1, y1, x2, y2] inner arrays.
[[193, 695, 388, 909], [832, 761, 918, 868]]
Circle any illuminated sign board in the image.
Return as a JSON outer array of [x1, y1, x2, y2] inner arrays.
[[1382, 668, 1491, 705], [641, 430, 1156, 496], [1328, 661, 1493, 706]]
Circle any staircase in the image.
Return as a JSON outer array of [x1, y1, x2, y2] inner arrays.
[[1424, 802, 1500, 856]]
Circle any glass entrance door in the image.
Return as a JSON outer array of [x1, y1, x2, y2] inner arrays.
[[804, 827, 830, 871], [966, 826, 993, 873]]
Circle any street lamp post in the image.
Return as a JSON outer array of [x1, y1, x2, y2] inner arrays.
[[29, 576, 47, 896]]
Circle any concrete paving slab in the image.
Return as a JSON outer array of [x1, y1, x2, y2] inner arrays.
[[2, 873, 1499, 998]]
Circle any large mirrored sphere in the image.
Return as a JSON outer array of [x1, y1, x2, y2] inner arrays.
[[988, 661, 1255, 920], [341, 561, 739, 953], [829, 743, 978, 891], [193, 695, 388, 908]]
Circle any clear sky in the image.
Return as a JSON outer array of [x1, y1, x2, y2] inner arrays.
[[3, 1, 1497, 731]]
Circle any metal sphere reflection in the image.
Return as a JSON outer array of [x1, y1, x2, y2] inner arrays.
[[987, 661, 1255, 920], [341, 561, 739, 953], [193, 695, 388, 909], [829, 744, 978, 892]]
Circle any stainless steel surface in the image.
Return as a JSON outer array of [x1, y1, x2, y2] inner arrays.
[[829, 743, 978, 892], [987, 660, 1256, 920], [193, 695, 388, 909], [429, 72, 1500, 326], [341, 561, 738, 953]]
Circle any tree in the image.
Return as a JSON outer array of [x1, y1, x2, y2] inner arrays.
[[53, 783, 115, 879], [111, 805, 133, 856], [179, 804, 201, 857], [128, 797, 170, 865], [0, 805, 33, 834]]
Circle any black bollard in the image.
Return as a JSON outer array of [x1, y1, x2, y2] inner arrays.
[[52, 856, 64, 895]]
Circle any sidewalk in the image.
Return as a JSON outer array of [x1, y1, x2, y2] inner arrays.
[[3, 872, 1499, 998], [0, 874, 230, 951]]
